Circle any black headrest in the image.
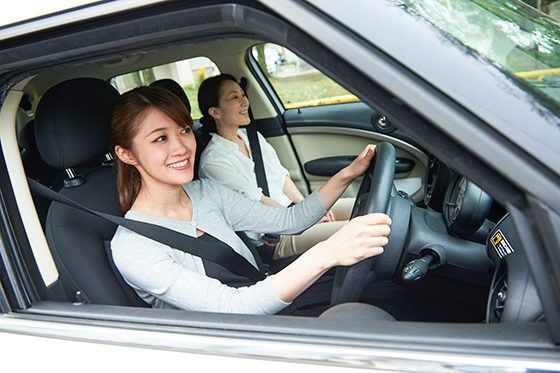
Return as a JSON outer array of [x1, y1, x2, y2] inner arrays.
[[35, 78, 120, 170], [150, 79, 191, 113]]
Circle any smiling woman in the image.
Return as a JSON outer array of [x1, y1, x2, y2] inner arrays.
[[109, 85, 391, 315], [111, 87, 196, 214], [1, 0, 560, 370]]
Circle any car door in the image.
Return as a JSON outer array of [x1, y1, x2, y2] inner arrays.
[[249, 43, 428, 203]]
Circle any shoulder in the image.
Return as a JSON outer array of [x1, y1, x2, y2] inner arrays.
[[185, 178, 232, 196], [200, 134, 236, 164]]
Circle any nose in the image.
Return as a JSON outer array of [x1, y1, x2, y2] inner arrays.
[[241, 94, 249, 107], [169, 133, 190, 156]]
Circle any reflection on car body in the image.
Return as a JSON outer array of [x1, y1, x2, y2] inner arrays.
[[0, 0, 560, 371]]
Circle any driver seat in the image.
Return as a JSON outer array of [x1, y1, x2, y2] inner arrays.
[[34, 77, 149, 307]]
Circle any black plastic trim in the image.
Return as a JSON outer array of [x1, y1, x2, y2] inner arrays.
[[513, 199, 560, 343], [253, 116, 284, 138], [284, 102, 420, 150], [305, 156, 414, 177]]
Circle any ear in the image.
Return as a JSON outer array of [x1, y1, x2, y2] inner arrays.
[[208, 106, 221, 120], [114, 145, 137, 165]]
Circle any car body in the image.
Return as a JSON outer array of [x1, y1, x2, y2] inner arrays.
[[0, 0, 560, 371]]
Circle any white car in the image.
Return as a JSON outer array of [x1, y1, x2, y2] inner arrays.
[[0, 0, 559, 371]]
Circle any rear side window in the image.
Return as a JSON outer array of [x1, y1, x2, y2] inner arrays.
[[251, 43, 359, 109], [109, 56, 220, 119]]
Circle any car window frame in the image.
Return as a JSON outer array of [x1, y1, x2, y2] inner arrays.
[[0, 0, 558, 357]]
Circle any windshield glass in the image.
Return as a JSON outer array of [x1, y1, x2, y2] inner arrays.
[[399, 0, 560, 107]]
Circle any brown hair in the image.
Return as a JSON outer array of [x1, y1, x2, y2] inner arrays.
[[111, 86, 193, 214], [197, 73, 241, 148]]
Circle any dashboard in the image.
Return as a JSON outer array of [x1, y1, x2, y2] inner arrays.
[[422, 155, 544, 323]]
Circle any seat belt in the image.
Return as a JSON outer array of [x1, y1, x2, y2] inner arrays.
[[28, 177, 266, 282], [245, 122, 270, 197], [240, 78, 279, 263], [240, 77, 270, 197]]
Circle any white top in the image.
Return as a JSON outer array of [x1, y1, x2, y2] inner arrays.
[[199, 129, 292, 207]]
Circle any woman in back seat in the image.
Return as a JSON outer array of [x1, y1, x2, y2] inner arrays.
[[197, 74, 354, 260]]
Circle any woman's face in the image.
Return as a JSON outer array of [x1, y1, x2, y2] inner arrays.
[[118, 108, 197, 190], [212, 80, 250, 128]]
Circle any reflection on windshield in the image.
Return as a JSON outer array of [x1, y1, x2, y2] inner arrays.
[[398, 0, 560, 106]]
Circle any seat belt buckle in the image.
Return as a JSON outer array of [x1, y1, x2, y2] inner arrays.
[[262, 233, 280, 244], [259, 234, 279, 264]]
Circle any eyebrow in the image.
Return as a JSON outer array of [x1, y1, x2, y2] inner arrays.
[[146, 127, 167, 137], [226, 88, 243, 96]]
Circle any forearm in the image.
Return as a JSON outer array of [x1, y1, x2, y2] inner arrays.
[[269, 242, 331, 302], [282, 176, 304, 204], [260, 195, 285, 208], [316, 167, 355, 211]]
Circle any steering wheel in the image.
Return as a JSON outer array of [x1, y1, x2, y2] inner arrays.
[[330, 142, 396, 306]]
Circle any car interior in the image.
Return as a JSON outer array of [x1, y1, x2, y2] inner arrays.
[[0, 2, 553, 351]]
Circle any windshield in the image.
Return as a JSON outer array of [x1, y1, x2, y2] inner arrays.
[[399, 0, 560, 107]]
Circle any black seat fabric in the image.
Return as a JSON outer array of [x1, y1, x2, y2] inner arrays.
[[34, 78, 149, 307], [150, 79, 191, 113]]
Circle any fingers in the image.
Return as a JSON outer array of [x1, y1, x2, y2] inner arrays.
[[318, 210, 335, 223], [353, 212, 392, 227], [348, 144, 377, 178], [357, 144, 376, 164], [321, 212, 392, 267], [353, 214, 391, 253]]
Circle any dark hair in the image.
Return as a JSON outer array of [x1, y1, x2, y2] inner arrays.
[[197, 73, 241, 148], [111, 86, 193, 214]]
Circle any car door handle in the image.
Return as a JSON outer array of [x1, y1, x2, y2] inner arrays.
[[304, 156, 414, 176]]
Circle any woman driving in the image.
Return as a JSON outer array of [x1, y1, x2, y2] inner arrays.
[[109, 86, 391, 315], [197, 74, 354, 259]]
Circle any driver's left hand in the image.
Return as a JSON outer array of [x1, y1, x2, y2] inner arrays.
[[347, 145, 377, 179]]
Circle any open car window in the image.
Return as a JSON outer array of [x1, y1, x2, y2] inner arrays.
[[109, 56, 220, 119], [250, 43, 359, 109]]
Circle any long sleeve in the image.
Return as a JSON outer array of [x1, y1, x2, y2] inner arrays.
[[110, 179, 327, 314], [111, 222, 288, 314]]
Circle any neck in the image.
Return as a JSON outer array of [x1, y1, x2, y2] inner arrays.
[[216, 123, 239, 142], [132, 182, 193, 221]]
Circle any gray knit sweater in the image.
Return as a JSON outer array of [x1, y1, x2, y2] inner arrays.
[[110, 178, 327, 314]]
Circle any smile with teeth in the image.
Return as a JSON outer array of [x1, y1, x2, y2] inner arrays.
[[167, 159, 189, 168]]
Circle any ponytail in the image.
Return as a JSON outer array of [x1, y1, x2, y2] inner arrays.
[[199, 114, 217, 150], [115, 159, 142, 215]]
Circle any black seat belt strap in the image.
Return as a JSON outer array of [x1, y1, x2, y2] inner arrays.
[[28, 178, 266, 282], [240, 78, 279, 263], [246, 121, 269, 197], [240, 77, 270, 197]]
